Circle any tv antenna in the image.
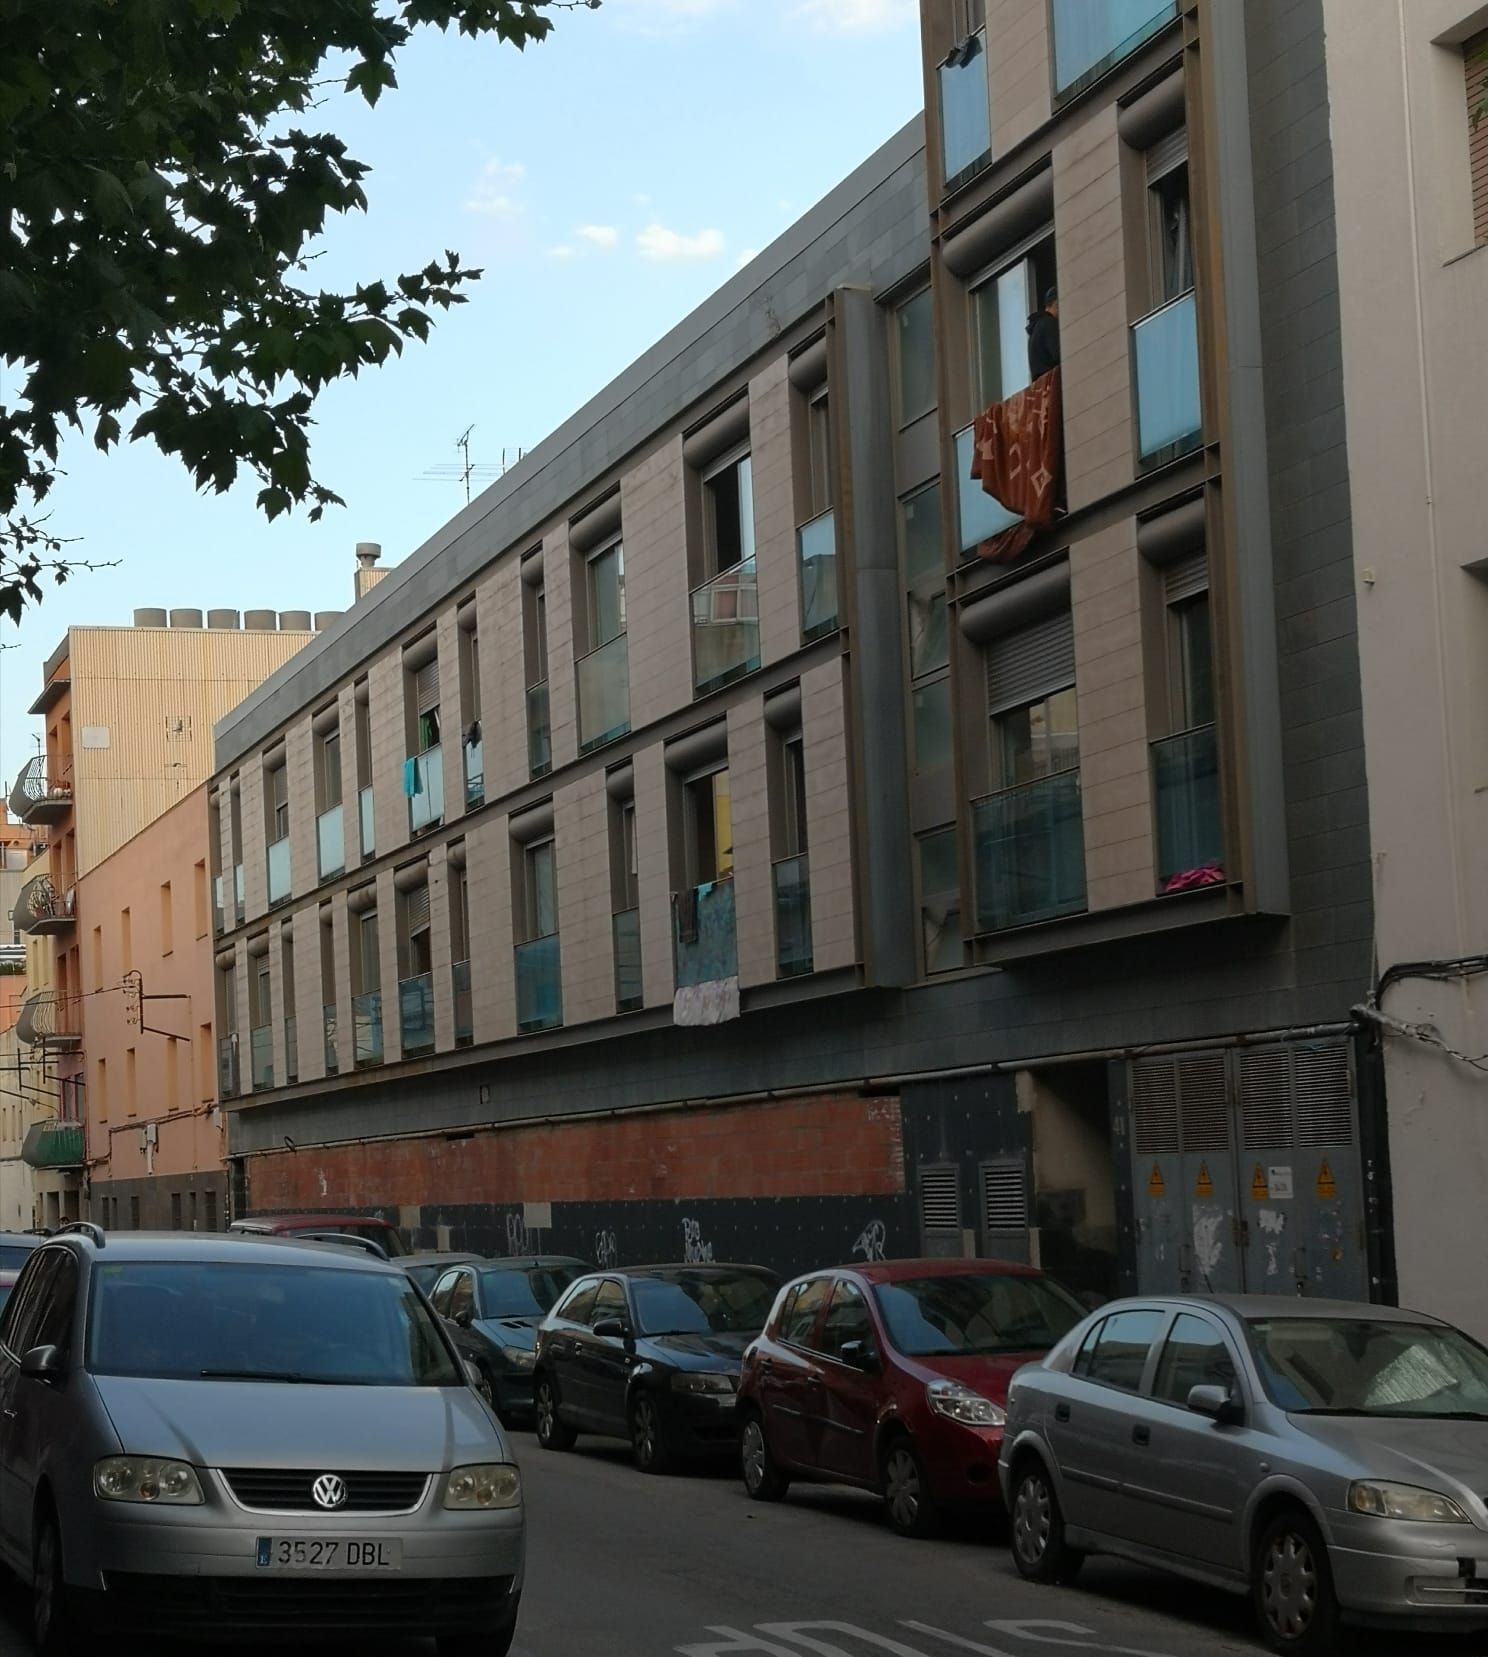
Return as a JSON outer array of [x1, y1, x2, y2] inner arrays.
[[415, 425, 522, 505]]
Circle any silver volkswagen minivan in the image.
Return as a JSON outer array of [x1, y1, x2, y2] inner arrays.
[[0, 1226, 524, 1655]]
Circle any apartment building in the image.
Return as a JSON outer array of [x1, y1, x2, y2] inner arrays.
[[13, 610, 332, 1220], [0, 869, 65, 1232], [212, 0, 1383, 1303]]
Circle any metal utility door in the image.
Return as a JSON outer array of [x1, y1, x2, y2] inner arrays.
[[1129, 1038, 1365, 1301]]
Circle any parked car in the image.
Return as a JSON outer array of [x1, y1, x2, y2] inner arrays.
[[404, 1251, 487, 1294], [0, 1229, 44, 1270], [0, 1223, 523, 1656], [228, 1212, 411, 1256], [1000, 1294, 1488, 1655], [0, 1268, 15, 1312], [534, 1263, 779, 1472], [432, 1257, 589, 1425], [737, 1258, 1085, 1537]]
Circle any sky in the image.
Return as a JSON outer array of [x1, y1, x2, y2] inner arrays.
[[0, 0, 926, 786]]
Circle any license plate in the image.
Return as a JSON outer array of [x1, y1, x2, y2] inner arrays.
[[255, 1536, 403, 1572]]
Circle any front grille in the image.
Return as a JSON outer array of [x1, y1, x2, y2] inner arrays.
[[103, 1572, 514, 1635], [221, 1468, 430, 1513]]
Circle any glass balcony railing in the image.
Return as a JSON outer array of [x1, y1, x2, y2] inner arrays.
[[218, 1035, 239, 1101], [234, 862, 245, 925], [353, 990, 383, 1068], [798, 510, 838, 643], [323, 1003, 339, 1076], [692, 556, 761, 695], [399, 972, 435, 1057], [773, 855, 814, 979], [453, 959, 473, 1046], [578, 633, 631, 753], [516, 934, 562, 1033], [408, 748, 444, 834], [938, 28, 991, 183], [1133, 289, 1201, 463], [613, 908, 642, 1014], [528, 681, 552, 779], [954, 423, 1020, 555], [267, 837, 291, 907], [285, 1015, 298, 1086], [973, 769, 1088, 932], [250, 1024, 274, 1091], [1154, 724, 1224, 890], [673, 878, 738, 989], [1052, 0, 1176, 98], [464, 735, 484, 808], [212, 873, 226, 936], [317, 804, 344, 882]]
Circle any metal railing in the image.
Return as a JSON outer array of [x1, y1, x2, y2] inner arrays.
[[1153, 724, 1223, 888], [408, 748, 444, 834], [798, 510, 838, 643], [691, 557, 760, 695], [317, 804, 344, 881], [399, 972, 435, 1057], [613, 908, 642, 1013], [673, 878, 738, 989], [772, 854, 813, 979], [353, 990, 383, 1068], [577, 633, 631, 753], [973, 769, 1087, 932], [453, 959, 473, 1046], [1132, 289, 1201, 462], [515, 934, 562, 1033]]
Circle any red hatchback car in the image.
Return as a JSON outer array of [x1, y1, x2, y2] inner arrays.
[[737, 1258, 1086, 1537]]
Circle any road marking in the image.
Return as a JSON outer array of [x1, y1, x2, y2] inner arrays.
[[985, 1621, 1169, 1657], [898, 1622, 1020, 1655], [676, 1620, 1174, 1657], [676, 1628, 814, 1656], [759, 1624, 941, 1656]]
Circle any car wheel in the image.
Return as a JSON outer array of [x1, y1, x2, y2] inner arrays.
[[629, 1392, 675, 1475], [32, 1509, 78, 1657], [1010, 1459, 1084, 1585], [534, 1375, 576, 1451], [740, 1413, 790, 1502], [881, 1436, 938, 1539], [1253, 1509, 1341, 1656]]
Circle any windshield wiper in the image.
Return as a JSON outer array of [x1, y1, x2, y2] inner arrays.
[[199, 1369, 349, 1384]]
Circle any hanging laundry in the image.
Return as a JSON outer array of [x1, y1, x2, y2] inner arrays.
[[969, 366, 1062, 564], [403, 756, 421, 798]]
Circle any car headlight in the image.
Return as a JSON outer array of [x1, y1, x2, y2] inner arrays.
[[926, 1379, 1005, 1427], [1348, 1481, 1470, 1524], [94, 1456, 204, 1506], [499, 1345, 537, 1370], [444, 1464, 521, 1510], [671, 1371, 737, 1394]]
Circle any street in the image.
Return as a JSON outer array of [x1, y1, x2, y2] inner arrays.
[[3, 1437, 1488, 1657]]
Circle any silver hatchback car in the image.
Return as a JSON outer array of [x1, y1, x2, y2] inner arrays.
[[0, 1226, 524, 1656], [1000, 1294, 1488, 1655]]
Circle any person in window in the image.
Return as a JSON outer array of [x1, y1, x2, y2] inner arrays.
[[1026, 286, 1060, 380]]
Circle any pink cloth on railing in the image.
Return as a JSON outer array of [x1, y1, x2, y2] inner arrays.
[[1162, 863, 1226, 895]]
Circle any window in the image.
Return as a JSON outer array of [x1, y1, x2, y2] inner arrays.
[[806, 392, 833, 518], [354, 689, 372, 790], [903, 482, 943, 585], [401, 882, 433, 978], [1153, 1312, 1237, 1406], [704, 452, 755, 575], [1169, 591, 1214, 731], [819, 1278, 874, 1362], [91, 925, 102, 983], [125, 1047, 137, 1117], [688, 768, 734, 884], [356, 910, 381, 995], [587, 542, 626, 649], [612, 798, 640, 912], [909, 589, 949, 679], [1468, 29, 1488, 245], [1051, 0, 1175, 100], [913, 679, 953, 772], [318, 725, 343, 810], [95, 1056, 107, 1123], [159, 881, 173, 953], [446, 1271, 476, 1325], [120, 906, 132, 971], [778, 1278, 831, 1347], [413, 657, 440, 752], [524, 839, 558, 941], [590, 1280, 629, 1328], [166, 1038, 179, 1112], [919, 828, 962, 973], [938, 8, 990, 185], [555, 1278, 601, 1326], [193, 860, 208, 938], [529, 583, 549, 685], [266, 763, 289, 841], [970, 241, 1056, 409], [896, 289, 936, 425], [430, 1271, 462, 1316], [1073, 1308, 1164, 1391], [997, 686, 1079, 788], [781, 737, 808, 860], [1147, 136, 1193, 305]]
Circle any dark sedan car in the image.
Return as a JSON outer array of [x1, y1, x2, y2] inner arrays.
[[405, 1251, 487, 1295], [432, 1257, 589, 1425], [533, 1264, 779, 1473]]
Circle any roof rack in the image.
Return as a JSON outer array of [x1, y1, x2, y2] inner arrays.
[[54, 1220, 106, 1248]]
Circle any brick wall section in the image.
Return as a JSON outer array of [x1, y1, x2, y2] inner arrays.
[[240, 763, 266, 920], [1054, 101, 1134, 512], [369, 648, 407, 865], [632, 742, 674, 1008], [292, 906, 325, 1085], [286, 714, 314, 900], [1072, 516, 1155, 908], [436, 608, 465, 828], [727, 696, 774, 988], [802, 660, 856, 971], [428, 841, 455, 1051], [247, 1092, 905, 1210], [543, 522, 578, 772], [467, 815, 516, 1043], [554, 769, 613, 1024], [987, 0, 1052, 158], [750, 359, 801, 666], [479, 561, 527, 805], [622, 438, 694, 729]]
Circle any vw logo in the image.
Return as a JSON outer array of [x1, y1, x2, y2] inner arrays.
[[311, 1473, 347, 1511]]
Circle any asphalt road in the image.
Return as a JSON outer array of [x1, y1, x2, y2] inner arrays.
[[3, 1433, 1488, 1656]]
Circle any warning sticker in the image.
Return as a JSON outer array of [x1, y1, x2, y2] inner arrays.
[[1195, 1161, 1214, 1198], [1316, 1158, 1337, 1200], [1148, 1164, 1166, 1197], [1251, 1164, 1269, 1200], [1268, 1165, 1294, 1200]]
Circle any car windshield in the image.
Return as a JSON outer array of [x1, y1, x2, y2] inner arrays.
[[1247, 1317, 1488, 1417], [87, 1261, 461, 1386], [873, 1273, 1085, 1357], [632, 1271, 776, 1337], [480, 1265, 581, 1319]]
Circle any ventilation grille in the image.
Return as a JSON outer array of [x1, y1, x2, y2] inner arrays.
[[1239, 1049, 1293, 1150], [1179, 1054, 1229, 1152], [920, 1166, 961, 1233], [1294, 1043, 1353, 1147], [1131, 1059, 1180, 1155], [980, 1161, 1028, 1235]]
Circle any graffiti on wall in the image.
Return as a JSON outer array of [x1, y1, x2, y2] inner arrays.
[[681, 1216, 714, 1264]]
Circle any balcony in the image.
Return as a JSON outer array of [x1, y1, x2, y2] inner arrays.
[[1132, 289, 1201, 465], [798, 510, 838, 644], [692, 557, 760, 695], [359, 786, 375, 860], [408, 748, 444, 835], [218, 1034, 239, 1100], [323, 1004, 339, 1076], [577, 633, 631, 754], [673, 878, 738, 988], [1052, 0, 1176, 99], [250, 1024, 274, 1091], [773, 855, 814, 979], [15, 874, 75, 936], [527, 681, 552, 779], [516, 934, 562, 1033], [317, 804, 344, 882], [938, 28, 991, 185], [464, 733, 485, 808], [267, 836, 291, 907], [954, 423, 1020, 556], [453, 959, 473, 1046], [16, 990, 80, 1051], [613, 908, 642, 1014], [973, 769, 1088, 932], [212, 873, 226, 935], [20, 1119, 84, 1171], [399, 972, 435, 1057], [285, 1015, 299, 1086], [353, 990, 383, 1068], [1154, 724, 1224, 892], [8, 756, 72, 826]]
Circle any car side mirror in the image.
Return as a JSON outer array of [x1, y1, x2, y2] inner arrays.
[[1187, 1382, 1241, 1424], [839, 1339, 879, 1373], [20, 1344, 63, 1384], [592, 1317, 629, 1340]]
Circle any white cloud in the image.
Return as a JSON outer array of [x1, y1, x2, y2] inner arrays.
[[607, 0, 732, 35], [576, 224, 620, 250], [464, 157, 526, 216], [792, 0, 917, 31], [548, 245, 576, 260], [734, 248, 760, 271], [637, 222, 727, 262]]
